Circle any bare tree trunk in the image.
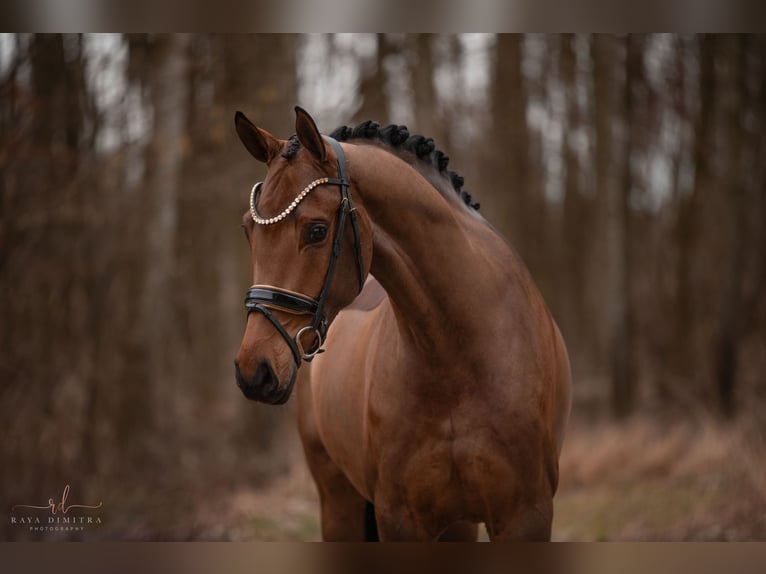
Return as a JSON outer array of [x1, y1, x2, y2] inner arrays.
[[675, 34, 715, 387], [560, 34, 586, 353], [740, 37, 766, 341], [140, 34, 191, 442], [354, 34, 390, 124], [411, 34, 444, 142], [488, 34, 529, 251], [610, 35, 641, 417], [590, 34, 617, 385], [715, 36, 749, 417], [590, 34, 636, 417]]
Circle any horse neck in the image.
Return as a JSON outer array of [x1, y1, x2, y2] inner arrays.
[[348, 143, 513, 358]]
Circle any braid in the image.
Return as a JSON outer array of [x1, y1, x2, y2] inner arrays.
[[329, 120, 479, 210]]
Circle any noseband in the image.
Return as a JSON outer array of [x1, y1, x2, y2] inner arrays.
[[244, 137, 365, 366]]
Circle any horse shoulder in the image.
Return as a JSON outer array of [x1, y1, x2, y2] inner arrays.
[[306, 292, 393, 498]]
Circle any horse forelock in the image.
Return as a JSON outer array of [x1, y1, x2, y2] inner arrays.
[[281, 134, 301, 160]]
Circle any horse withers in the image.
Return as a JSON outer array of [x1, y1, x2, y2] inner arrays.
[[233, 107, 572, 541]]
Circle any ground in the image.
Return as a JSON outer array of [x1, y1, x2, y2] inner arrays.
[[188, 413, 766, 541]]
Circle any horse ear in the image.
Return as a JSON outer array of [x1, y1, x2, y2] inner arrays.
[[294, 106, 327, 162], [234, 111, 281, 163]]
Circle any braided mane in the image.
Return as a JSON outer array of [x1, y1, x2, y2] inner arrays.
[[281, 121, 479, 210]]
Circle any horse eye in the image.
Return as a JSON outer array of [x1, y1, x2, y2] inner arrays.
[[305, 223, 329, 244]]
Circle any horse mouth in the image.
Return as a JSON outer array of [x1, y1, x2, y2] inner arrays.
[[237, 366, 297, 405], [270, 374, 297, 405]]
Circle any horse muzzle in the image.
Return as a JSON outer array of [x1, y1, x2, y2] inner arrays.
[[234, 358, 296, 404]]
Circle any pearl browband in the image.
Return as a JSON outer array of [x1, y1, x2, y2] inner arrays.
[[249, 177, 332, 225]]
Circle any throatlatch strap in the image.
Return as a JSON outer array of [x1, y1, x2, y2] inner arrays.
[[325, 137, 365, 291]]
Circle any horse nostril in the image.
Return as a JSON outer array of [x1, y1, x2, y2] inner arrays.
[[235, 357, 280, 401], [252, 360, 278, 394]]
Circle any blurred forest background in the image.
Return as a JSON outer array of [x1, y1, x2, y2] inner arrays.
[[1, 34, 765, 541]]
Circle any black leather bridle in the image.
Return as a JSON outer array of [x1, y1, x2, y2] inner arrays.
[[244, 137, 365, 367]]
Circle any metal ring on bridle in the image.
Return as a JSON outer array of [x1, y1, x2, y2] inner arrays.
[[295, 325, 324, 360]]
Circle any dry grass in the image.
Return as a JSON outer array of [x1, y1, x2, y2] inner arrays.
[[184, 432, 322, 541], [554, 415, 766, 540], [184, 413, 766, 541]]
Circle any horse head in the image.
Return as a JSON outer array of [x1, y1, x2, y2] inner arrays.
[[233, 107, 372, 404]]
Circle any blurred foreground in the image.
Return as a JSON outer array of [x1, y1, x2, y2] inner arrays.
[[70, 405, 766, 542]]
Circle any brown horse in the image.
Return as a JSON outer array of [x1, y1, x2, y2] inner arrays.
[[233, 107, 572, 541]]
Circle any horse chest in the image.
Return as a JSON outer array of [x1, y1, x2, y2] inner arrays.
[[374, 418, 517, 525], [316, 382, 501, 504]]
